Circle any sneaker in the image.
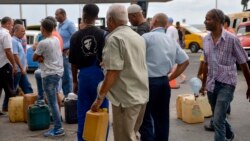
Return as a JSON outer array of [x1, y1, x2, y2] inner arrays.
[[226, 132, 235, 141], [0, 111, 6, 116], [204, 124, 215, 132], [44, 128, 65, 137]]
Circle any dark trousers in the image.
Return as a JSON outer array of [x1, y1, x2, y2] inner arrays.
[[0, 63, 15, 109], [140, 76, 171, 141]]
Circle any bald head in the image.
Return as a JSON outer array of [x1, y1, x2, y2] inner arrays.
[[150, 13, 168, 30], [13, 24, 25, 39]]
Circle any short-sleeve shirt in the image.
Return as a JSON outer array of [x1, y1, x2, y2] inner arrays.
[[57, 19, 76, 50], [203, 29, 248, 92], [166, 25, 179, 41], [136, 22, 150, 36], [0, 27, 12, 68], [35, 36, 64, 78], [103, 26, 149, 108], [199, 53, 204, 62], [69, 26, 105, 68], [52, 31, 63, 51], [142, 27, 189, 77], [12, 36, 27, 72]]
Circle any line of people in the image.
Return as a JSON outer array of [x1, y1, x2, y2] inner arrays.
[[0, 17, 34, 115], [0, 3, 250, 141]]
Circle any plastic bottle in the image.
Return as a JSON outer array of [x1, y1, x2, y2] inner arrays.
[[189, 77, 202, 98]]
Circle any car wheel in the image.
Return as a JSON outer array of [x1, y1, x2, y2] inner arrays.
[[189, 43, 199, 53]]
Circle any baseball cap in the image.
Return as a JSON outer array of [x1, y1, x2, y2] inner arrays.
[[168, 17, 174, 23], [127, 4, 142, 14]]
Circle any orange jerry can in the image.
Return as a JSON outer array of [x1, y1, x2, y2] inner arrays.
[[83, 110, 109, 141], [23, 93, 38, 122], [8, 96, 24, 122], [176, 94, 193, 119]]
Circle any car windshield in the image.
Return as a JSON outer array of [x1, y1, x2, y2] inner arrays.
[[184, 26, 202, 33], [237, 26, 250, 36]]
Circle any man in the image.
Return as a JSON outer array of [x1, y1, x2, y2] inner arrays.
[[166, 17, 179, 41], [12, 24, 33, 94], [201, 9, 250, 141], [176, 21, 185, 48], [33, 16, 63, 102], [139, 13, 189, 141], [91, 4, 149, 141], [224, 15, 235, 34], [0, 17, 17, 113], [167, 17, 187, 84], [127, 4, 150, 35], [55, 8, 76, 98], [33, 19, 64, 137], [69, 4, 108, 141]]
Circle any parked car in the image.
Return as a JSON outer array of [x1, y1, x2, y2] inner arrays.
[[236, 21, 250, 65], [182, 24, 207, 53], [25, 30, 40, 72]]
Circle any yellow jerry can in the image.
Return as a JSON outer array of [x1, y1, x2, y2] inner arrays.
[[83, 110, 109, 141], [196, 95, 212, 118], [176, 94, 193, 119], [8, 96, 24, 122], [23, 93, 38, 122], [182, 96, 204, 124]]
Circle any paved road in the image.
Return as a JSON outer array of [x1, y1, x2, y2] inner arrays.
[[0, 50, 249, 141]]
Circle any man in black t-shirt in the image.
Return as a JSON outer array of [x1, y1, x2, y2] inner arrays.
[[69, 4, 108, 141], [128, 4, 150, 35]]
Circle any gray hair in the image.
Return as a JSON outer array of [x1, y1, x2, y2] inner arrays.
[[208, 9, 225, 24], [127, 4, 142, 14], [13, 24, 24, 32], [106, 4, 128, 25]]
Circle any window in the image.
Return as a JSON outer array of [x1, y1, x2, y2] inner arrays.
[[26, 35, 34, 45]]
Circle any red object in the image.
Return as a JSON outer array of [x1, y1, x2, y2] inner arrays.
[[169, 79, 180, 89]]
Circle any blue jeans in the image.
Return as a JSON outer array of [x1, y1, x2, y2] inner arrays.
[[34, 69, 44, 100], [140, 76, 171, 141], [77, 66, 109, 141], [62, 56, 72, 97], [35, 69, 60, 101], [18, 73, 33, 93], [42, 74, 62, 130], [207, 81, 235, 141]]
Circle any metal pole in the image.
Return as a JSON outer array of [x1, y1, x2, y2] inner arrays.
[[215, 0, 218, 9], [19, 4, 23, 19], [45, 4, 48, 17], [79, 4, 81, 17]]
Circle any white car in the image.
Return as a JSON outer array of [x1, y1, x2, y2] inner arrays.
[[25, 30, 40, 71]]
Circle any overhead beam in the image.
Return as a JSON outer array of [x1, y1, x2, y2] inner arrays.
[[0, 0, 171, 4]]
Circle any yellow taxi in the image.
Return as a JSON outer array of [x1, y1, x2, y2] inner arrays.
[[182, 24, 207, 53]]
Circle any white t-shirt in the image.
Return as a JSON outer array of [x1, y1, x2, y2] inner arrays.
[[0, 27, 12, 68], [166, 25, 179, 42], [35, 36, 63, 78]]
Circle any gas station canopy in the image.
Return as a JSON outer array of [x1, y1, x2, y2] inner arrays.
[[0, 0, 172, 4]]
